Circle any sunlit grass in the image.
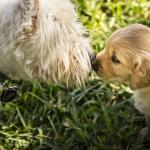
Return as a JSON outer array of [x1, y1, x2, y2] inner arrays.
[[1, 0, 150, 149]]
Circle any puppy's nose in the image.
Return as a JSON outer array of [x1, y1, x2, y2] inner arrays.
[[92, 60, 100, 72]]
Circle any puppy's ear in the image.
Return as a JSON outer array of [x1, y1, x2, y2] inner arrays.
[[129, 53, 150, 90]]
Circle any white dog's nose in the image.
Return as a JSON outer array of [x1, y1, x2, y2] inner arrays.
[[90, 52, 97, 64], [92, 59, 100, 72]]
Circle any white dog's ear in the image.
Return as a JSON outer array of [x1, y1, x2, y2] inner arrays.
[[14, 0, 39, 38], [129, 53, 150, 90]]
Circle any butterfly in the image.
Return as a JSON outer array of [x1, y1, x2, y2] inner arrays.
[[0, 82, 17, 103]]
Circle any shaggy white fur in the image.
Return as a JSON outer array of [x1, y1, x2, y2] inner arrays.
[[0, 0, 94, 87]]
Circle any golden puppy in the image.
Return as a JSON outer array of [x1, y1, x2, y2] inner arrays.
[[93, 23, 150, 137]]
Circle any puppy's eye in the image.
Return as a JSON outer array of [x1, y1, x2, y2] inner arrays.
[[111, 55, 121, 64]]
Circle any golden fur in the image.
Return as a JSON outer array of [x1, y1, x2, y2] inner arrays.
[[94, 24, 150, 132]]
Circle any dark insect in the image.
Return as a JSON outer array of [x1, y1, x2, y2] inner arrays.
[[0, 83, 17, 103]]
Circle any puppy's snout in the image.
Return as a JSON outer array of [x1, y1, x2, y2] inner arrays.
[[92, 60, 100, 72]]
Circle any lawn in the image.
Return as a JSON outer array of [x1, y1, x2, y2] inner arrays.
[[1, 0, 150, 149]]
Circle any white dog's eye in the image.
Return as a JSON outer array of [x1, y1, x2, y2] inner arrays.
[[111, 55, 121, 64]]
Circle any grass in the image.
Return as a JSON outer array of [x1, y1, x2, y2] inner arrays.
[[1, 0, 150, 149]]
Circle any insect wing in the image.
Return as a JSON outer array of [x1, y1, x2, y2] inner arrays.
[[1, 87, 17, 102]]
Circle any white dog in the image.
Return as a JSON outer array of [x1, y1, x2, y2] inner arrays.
[[0, 0, 95, 87]]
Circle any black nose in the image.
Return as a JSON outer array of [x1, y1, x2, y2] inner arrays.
[[92, 60, 100, 72], [90, 52, 97, 63]]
